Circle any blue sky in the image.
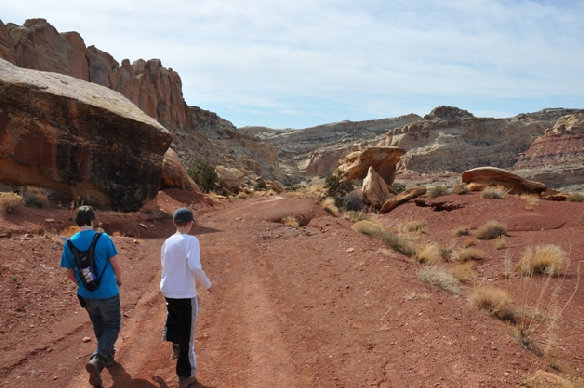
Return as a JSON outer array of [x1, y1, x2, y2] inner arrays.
[[3, 0, 583, 129]]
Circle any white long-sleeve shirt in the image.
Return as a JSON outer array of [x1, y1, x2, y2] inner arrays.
[[160, 233, 212, 298]]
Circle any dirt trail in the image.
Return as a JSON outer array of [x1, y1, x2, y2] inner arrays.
[[2, 192, 584, 387]]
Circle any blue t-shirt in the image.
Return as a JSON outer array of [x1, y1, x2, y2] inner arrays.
[[60, 229, 119, 299]]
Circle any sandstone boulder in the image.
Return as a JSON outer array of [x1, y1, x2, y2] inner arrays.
[[362, 167, 393, 208], [379, 186, 427, 214], [215, 166, 246, 188], [160, 148, 200, 191], [461, 167, 547, 195], [338, 146, 405, 183], [0, 58, 172, 211]]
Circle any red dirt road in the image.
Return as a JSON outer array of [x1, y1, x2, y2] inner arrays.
[[1, 189, 583, 387]]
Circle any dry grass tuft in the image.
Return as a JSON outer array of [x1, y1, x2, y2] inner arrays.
[[427, 185, 450, 199], [418, 267, 460, 294], [404, 220, 427, 234], [567, 192, 584, 202], [281, 216, 300, 227], [452, 183, 469, 195], [452, 225, 470, 237], [519, 194, 540, 207], [494, 237, 507, 250], [352, 220, 414, 257], [471, 286, 517, 321], [0, 192, 25, 214], [414, 241, 443, 265], [463, 238, 476, 248], [321, 197, 339, 216], [452, 247, 485, 262], [476, 220, 507, 240], [516, 244, 568, 276], [343, 210, 369, 222], [481, 185, 510, 199], [451, 262, 476, 282]]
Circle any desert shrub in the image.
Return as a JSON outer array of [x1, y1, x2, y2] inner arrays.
[[281, 216, 299, 227], [0, 192, 25, 214], [481, 186, 510, 199], [321, 197, 339, 216], [352, 220, 414, 257], [404, 220, 426, 234], [414, 241, 443, 265], [471, 286, 517, 321], [451, 262, 476, 282], [21, 186, 49, 208], [476, 220, 507, 240], [463, 238, 476, 248], [187, 159, 218, 193], [339, 190, 366, 211], [391, 182, 406, 194], [254, 179, 267, 190], [453, 247, 485, 262], [516, 244, 568, 276], [418, 267, 460, 294], [567, 192, 584, 202], [520, 194, 540, 207], [324, 173, 354, 199], [452, 183, 469, 195], [452, 225, 470, 237], [427, 185, 450, 199]]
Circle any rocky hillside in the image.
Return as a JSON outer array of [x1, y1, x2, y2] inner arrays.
[[0, 18, 282, 182]]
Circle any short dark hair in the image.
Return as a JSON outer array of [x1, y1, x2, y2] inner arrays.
[[75, 205, 96, 226]]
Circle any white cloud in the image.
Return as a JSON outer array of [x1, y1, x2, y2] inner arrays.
[[3, 0, 583, 128]]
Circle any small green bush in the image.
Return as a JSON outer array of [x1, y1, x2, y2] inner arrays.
[[254, 179, 267, 190], [187, 159, 218, 193], [427, 185, 450, 199], [0, 192, 25, 214], [391, 182, 406, 194], [324, 173, 354, 199]]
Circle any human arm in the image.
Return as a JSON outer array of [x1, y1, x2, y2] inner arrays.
[[110, 255, 122, 287], [66, 268, 78, 285]]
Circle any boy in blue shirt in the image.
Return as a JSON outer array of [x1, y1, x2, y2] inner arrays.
[[61, 205, 122, 387]]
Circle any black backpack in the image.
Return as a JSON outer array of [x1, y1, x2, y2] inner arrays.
[[67, 232, 106, 291]]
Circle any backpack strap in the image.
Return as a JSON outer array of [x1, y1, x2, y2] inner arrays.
[[67, 232, 106, 282]]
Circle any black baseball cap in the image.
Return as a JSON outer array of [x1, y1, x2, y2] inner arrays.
[[173, 207, 194, 223]]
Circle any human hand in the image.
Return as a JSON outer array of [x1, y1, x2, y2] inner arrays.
[[206, 286, 213, 294]]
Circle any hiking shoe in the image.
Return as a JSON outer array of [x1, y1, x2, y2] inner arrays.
[[85, 356, 104, 387], [171, 344, 180, 360], [178, 375, 197, 388]]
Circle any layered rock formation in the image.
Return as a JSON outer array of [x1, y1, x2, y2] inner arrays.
[[0, 19, 282, 185], [381, 106, 584, 179], [240, 115, 420, 178], [337, 146, 405, 184], [513, 113, 584, 190], [0, 58, 172, 211]]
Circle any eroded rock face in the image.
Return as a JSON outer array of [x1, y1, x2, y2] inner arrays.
[[0, 58, 172, 211], [513, 113, 584, 190], [338, 146, 405, 183], [461, 167, 547, 195], [382, 106, 584, 175]]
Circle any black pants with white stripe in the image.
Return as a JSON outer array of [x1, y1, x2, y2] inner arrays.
[[163, 296, 199, 377]]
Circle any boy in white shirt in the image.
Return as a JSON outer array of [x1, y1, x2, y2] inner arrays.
[[160, 208, 213, 388]]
